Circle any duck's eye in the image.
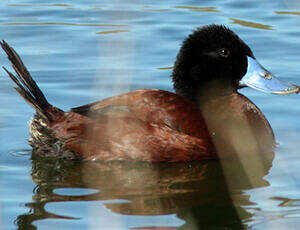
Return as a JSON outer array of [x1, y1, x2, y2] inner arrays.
[[218, 48, 230, 58]]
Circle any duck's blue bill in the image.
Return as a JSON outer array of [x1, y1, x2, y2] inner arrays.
[[239, 57, 299, 95]]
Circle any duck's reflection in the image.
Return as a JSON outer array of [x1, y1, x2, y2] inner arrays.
[[16, 151, 274, 229]]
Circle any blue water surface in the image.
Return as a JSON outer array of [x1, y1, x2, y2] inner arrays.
[[1, 0, 300, 229]]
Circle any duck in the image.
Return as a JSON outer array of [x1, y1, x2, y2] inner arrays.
[[1, 25, 299, 162]]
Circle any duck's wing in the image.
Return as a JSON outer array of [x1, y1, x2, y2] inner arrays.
[[71, 104, 132, 119], [71, 101, 101, 116]]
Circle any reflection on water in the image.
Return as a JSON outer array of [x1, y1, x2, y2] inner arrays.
[[229, 19, 274, 30], [16, 150, 274, 229], [96, 30, 131, 35], [156, 67, 173, 70], [7, 4, 72, 8], [2, 22, 130, 27], [275, 11, 300, 16], [271, 197, 300, 207], [173, 6, 220, 13]]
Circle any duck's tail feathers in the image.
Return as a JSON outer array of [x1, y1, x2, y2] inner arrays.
[[1, 40, 62, 122]]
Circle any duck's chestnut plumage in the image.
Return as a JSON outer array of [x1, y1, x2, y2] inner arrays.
[[2, 25, 298, 161]]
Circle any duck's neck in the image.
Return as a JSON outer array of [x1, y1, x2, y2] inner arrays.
[[171, 56, 239, 105], [173, 75, 238, 106]]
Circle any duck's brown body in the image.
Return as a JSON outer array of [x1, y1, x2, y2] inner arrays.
[[30, 89, 217, 161], [200, 93, 274, 158], [29, 88, 274, 161]]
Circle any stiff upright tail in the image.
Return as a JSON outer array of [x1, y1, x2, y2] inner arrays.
[[1, 40, 62, 122]]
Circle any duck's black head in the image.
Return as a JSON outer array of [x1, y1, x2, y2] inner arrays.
[[172, 24, 299, 102], [172, 25, 253, 102]]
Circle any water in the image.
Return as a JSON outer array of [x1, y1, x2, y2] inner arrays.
[[1, 0, 300, 229]]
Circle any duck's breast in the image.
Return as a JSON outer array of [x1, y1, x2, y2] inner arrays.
[[200, 93, 275, 158]]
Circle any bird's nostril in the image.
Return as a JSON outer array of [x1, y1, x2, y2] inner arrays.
[[264, 73, 272, 79]]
